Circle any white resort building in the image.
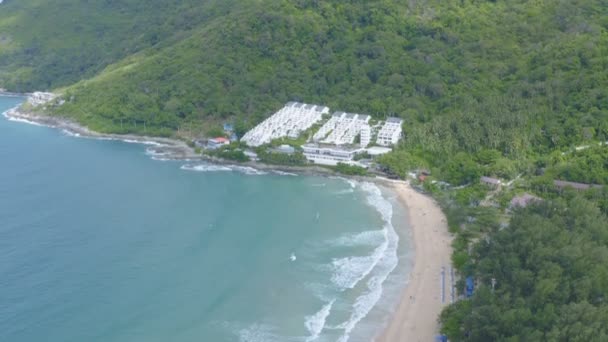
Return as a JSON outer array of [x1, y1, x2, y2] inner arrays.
[[240, 101, 402, 167], [241, 102, 329, 147], [302, 144, 365, 166], [313, 112, 371, 146], [376, 117, 403, 146], [360, 124, 371, 147]]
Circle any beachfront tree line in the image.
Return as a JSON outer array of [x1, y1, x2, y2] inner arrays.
[[440, 195, 608, 341]]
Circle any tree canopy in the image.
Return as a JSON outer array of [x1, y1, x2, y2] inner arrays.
[[441, 196, 608, 341]]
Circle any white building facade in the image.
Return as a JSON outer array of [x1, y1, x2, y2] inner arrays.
[[302, 144, 365, 166], [241, 102, 329, 147], [313, 112, 371, 145], [359, 124, 371, 147], [376, 117, 403, 146]]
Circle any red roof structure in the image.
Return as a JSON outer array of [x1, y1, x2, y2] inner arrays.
[[213, 137, 229, 143]]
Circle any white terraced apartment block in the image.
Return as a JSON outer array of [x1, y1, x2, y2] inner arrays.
[[241, 102, 329, 147], [360, 124, 371, 147], [376, 117, 403, 146], [313, 112, 371, 146]]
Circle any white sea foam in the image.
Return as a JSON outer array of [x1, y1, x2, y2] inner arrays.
[[181, 164, 233, 172], [2, 109, 45, 126], [2, 108, 175, 150], [120, 138, 165, 146], [145, 147, 170, 157], [61, 129, 81, 137], [231, 166, 268, 175], [330, 176, 358, 189], [271, 170, 298, 176], [360, 182, 393, 223], [181, 164, 268, 175], [331, 234, 388, 290], [334, 182, 399, 342], [305, 300, 335, 342], [59, 133, 169, 147], [151, 156, 172, 162]]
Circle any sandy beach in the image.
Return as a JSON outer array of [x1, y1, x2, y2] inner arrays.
[[377, 181, 453, 342]]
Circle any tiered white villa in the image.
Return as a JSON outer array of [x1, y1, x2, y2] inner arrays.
[[376, 117, 403, 146], [241, 102, 329, 147], [313, 112, 371, 146], [240, 102, 401, 167], [360, 124, 371, 147]]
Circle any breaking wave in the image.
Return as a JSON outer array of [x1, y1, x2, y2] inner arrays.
[[305, 300, 335, 342], [334, 182, 399, 342], [181, 164, 233, 172], [61, 129, 81, 137], [2, 109, 44, 126], [181, 163, 267, 175], [271, 170, 298, 177]]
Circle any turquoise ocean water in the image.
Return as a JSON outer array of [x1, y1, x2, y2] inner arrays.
[[0, 96, 412, 342]]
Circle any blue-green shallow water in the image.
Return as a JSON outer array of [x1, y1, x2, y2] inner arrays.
[[0, 96, 413, 342]]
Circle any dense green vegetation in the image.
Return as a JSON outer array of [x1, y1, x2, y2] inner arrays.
[[334, 163, 368, 176], [204, 146, 249, 162], [0, 0, 237, 91], [441, 196, 608, 341], [539, 146, 608, 185], [256, 150, 307, 166]]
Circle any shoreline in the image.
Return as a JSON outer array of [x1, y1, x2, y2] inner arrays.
[[3, 107, 200, 158], [3, 101, 455, 340], [0, 91, 29, 97], [375, 181, 453, 342], [2, 106, 364, 178]]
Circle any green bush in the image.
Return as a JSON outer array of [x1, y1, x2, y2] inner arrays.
[[257, 150, 306, 166], [334, 163, 367, 176]]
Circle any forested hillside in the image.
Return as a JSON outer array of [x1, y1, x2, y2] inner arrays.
[[2, 2, 608, 340], [1, 0, 606, 146], [0, 0, 236, 91]]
